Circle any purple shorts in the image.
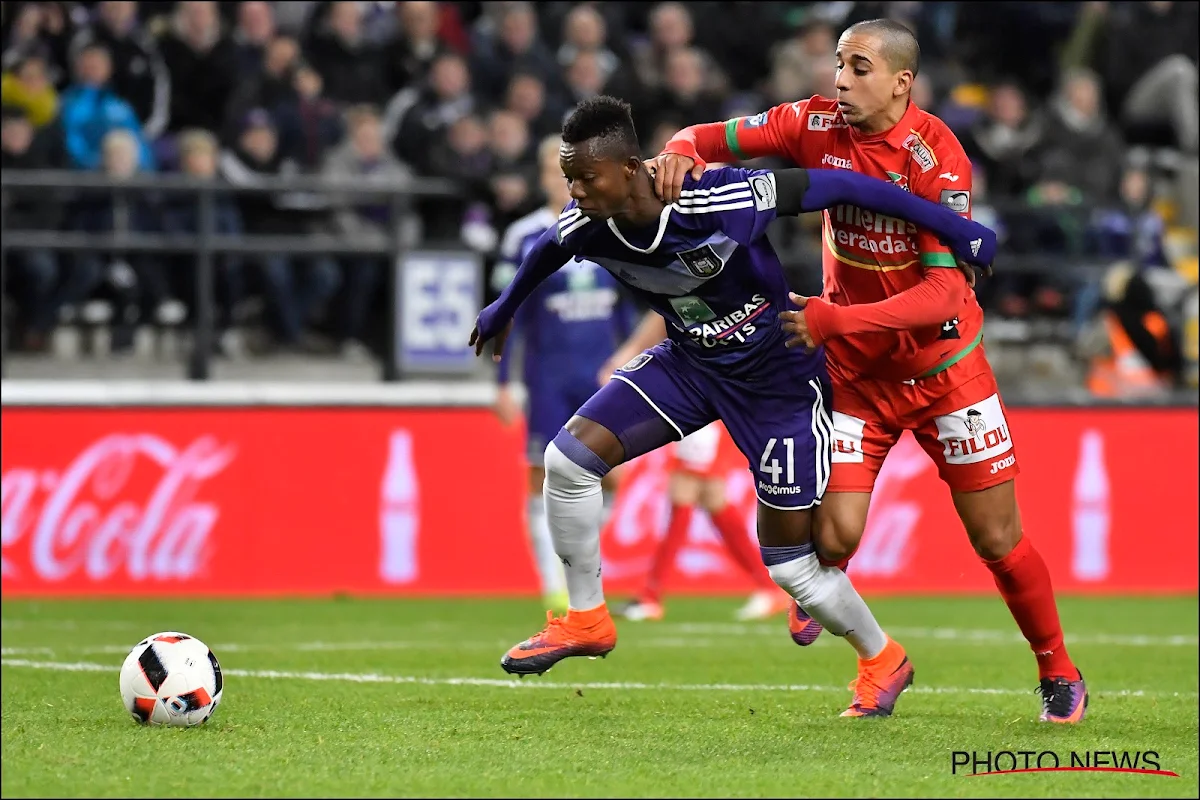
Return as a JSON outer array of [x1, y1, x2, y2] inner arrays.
[[577, 341, 832, 509]]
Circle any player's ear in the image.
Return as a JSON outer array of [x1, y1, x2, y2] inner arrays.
[[895, 70, 913, 98], [624, 156, 642, 179]]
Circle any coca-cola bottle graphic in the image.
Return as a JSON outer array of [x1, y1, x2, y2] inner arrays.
[[379, 430, 419, 583], [1071, 429, 1111, 581]]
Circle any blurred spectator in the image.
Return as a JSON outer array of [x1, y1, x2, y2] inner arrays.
[[59, 42, 153, 171], [1086, 265, 1182, 398], [1036, 67, 1124, 206], [232, 1, 277, 75], [306, 0, 387, 107], [629, 2, 696, 95], [693, 2, 787, 95], [562, 48, 608, 107], [2, 3, 75, 88], [386, 51, 475, 168], [222, 34, 301, 147], [219, 109, 339, 353], [382, 1, 452, 97], [767, 20, 837, 106], [469, 2, 559, 102], [66, 128, 160, 352], [652, 47, 726, 130], [425, 111, 493, 244], [274, 60, 343, 171], [1, 104, 61, 351], [504, 70, 564, 142], [1, 50, 58, 128], [320, 104, 416, 353], [159, 0, 238, 135], [556, 5, 618, 83], [68, 0, 170, 139], [1063, 1, 1198, 154], [487, 108, 537, 224], [159, 129, 246, 342], [961, 82, 1045, 202]]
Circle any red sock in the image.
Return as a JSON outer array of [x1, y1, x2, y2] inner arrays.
[[640, 505, 693, 603], [983, 534, 1079, 681], [709, 505, 775, 590]]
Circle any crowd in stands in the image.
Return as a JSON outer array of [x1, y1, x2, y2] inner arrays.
[[1, 1, 1197, 392]]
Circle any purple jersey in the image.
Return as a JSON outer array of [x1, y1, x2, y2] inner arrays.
[[494, 208, 639, 386], [555, 167, 821, 380]]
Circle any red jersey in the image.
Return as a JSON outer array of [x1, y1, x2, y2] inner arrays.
[[665, 96, 982, 382]]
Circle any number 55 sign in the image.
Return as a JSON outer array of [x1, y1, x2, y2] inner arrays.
[[396, 251, 483, 373]]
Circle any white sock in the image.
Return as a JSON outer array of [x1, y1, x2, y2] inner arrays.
[[527, 495, 566, 596], [767, 553, 888, 659], [543, 440, 606, 611]]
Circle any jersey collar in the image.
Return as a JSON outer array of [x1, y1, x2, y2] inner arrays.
[[607, 204, 673, 254]]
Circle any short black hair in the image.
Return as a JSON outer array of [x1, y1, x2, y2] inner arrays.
[[844, 18, 920, 77], [561, 95, 640, 160]]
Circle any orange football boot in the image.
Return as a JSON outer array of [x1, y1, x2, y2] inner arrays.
[[501, 605, 617, 676]]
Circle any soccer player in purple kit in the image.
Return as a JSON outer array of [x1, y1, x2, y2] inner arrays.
[[470, 96, 996, 717], [492, 135, 641, 613]]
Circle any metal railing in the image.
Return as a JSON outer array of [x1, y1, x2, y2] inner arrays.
[[0, 169, 465, 381]]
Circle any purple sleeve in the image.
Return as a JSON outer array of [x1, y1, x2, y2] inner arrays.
[[680, 167, 780, 246], [475, 225, 574, 344]]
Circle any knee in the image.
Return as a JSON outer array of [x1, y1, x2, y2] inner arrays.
[[698, 481, 726, 514], [968, 515, 1022, 562], [813, 506, 863, 564], [543, 431, 608, 494], [764, 547, 823, 606]]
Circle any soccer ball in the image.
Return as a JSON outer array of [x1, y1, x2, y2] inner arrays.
[[119, 632, 223, 727]]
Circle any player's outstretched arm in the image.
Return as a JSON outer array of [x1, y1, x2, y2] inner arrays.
[[470, 225, 572, 361], [771, 168, 996, 268]]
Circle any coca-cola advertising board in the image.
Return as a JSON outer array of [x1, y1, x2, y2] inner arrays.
[[2, 407, 1196, 596]]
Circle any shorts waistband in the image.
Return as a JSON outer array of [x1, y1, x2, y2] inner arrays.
[[910, 328, 984, 383]]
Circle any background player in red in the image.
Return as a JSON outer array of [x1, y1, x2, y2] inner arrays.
[[598, 312, 792, 623], [654, 19, 1088, 723]]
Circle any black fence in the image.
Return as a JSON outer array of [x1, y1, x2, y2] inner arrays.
[[0, 169, 463, 381]]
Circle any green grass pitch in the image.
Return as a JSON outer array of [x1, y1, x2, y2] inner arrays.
[[2, 596, 1196, 798]]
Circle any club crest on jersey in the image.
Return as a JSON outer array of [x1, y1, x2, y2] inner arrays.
[[885, 171, 910, 192], [901, 132, 937, 173], [676, 244, 726, 279]]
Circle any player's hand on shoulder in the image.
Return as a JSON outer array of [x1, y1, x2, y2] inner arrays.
[[651, 153, 705, 205], [469, 301, 514, 362]]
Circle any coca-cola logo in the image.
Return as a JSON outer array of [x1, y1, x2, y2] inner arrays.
[[2, 434, 236, 582]]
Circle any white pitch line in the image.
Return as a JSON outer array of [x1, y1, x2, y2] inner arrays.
[[661, 624, 1200, 647], [2, 658, 1196, 699]]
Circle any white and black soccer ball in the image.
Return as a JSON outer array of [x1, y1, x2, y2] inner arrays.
[[119, 632, 223, 727]]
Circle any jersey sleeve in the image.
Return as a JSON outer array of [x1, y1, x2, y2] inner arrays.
[[909, 130, 975, 269], [664, 99, 814, 167], [677, 167, 780, 246]]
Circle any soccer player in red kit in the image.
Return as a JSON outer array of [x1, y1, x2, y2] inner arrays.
[[654, 19, 1088, 723]]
